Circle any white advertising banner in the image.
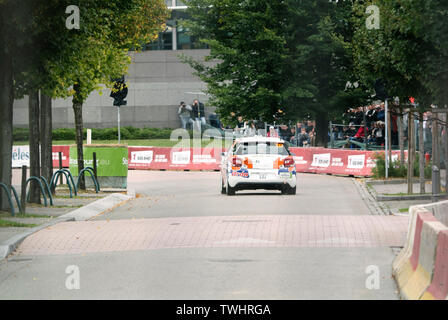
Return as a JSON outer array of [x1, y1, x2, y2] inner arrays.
[[12, 146, 30, 168]]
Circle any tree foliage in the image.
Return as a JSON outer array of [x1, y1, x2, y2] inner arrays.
[[352, 0, 448, 108]]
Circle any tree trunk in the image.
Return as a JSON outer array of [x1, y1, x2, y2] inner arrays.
[[419, 112, 425, 194], [445, 110, 448, 195], [315, 111, 328, 147], [73, 85, 85, 190], [28, 90, 41, 204], [0, 51, 14, 211], [40, 93, 53, 185]]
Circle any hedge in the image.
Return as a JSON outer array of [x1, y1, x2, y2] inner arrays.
[[13, 127, 178, 141]]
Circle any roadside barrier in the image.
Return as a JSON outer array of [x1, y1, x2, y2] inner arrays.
[[392, 200, 448, 300], [127, 146, 403, 177]]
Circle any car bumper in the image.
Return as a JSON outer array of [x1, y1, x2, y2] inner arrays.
[[227, 168, 297, 189]]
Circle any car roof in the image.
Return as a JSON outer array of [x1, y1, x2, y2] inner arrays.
[[235, 136, 285, 144]]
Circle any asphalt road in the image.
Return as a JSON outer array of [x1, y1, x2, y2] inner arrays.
[[0, 171, 403, 300], [98, 171, 372, 219]]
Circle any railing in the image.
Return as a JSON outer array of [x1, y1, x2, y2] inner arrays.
[[0, 183, 21, 216], [76, 167, 100, 193]]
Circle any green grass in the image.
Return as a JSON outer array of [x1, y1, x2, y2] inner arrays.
[[14, 139, 232, 148], [399, 208, 409, 213], [0, 211, 53, 219], [383, 192, 431, 196], [0, 219, 37, 228]]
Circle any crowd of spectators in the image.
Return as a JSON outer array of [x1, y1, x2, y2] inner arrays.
[[332, 103, 398, 148], [228, 117, 317, 147]]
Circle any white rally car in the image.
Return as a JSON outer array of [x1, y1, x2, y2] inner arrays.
[[220, 136, 297, 195]]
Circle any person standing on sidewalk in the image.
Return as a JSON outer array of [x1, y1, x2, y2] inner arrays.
[[178, 101, 193, 130], [192, 99, 206, 131]]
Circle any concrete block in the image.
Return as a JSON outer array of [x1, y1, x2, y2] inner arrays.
[[419, 221, 447, 276]]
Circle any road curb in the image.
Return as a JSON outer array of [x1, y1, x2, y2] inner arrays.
[[0, 189, 136, 260], [353, 178, 390, 215], [59, 191, 135, 221], [0, 216, 75, 260]]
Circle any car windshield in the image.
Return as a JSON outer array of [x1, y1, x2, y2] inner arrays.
[[234, 142, 289, 155]]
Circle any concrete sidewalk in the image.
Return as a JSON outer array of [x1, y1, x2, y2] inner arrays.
[[364, 174, 447, 215]]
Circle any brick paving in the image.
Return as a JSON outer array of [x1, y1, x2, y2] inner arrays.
[[15, 215, 409, 256]]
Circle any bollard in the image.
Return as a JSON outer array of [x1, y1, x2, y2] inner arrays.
[[87, 129, 92, 145], [93, 152, 98, 182], [58, 152, 63, 186], [432, 165, 441, 202], [20, 165, 27, 214]]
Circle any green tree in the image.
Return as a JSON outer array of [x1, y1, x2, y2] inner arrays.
[[40, 0, 168, 188], [181, 0, 289, 124], [182, 0, 364, 146], [282, 0, 366, 145], [0, 0, 168, 209]]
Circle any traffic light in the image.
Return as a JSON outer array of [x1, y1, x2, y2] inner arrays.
[[374, 78, 389, 101], [110, 76, 128, 106]]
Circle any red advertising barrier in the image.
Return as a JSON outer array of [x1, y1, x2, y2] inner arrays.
[[128, 147, 224, 171], [128, 146, 404, 177], [52, 146, 70, 168]]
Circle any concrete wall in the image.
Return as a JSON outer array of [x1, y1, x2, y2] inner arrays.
[[13, 49, 213, 129]]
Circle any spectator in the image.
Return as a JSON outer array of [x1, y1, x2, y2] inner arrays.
[[192, 99, 206, 130], [178, 101, 193, 130], [377, 104, 385, 122], [235, 116, 247, 134], [375, 121, 385, 145], [279, 125, 292, 141], [305, 120, 314, 134], [246, 121, 257, 136], [267, 126, 278, 138], [297, 128, 310, 147], [345, 123, 357, 138], [366, 104, 377, 128], [209, 112, 222, 130], [289, 127, 297, 146]]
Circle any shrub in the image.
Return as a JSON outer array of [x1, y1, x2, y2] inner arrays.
[[372, 152, 432, 179], [13, 127, 176, 142]]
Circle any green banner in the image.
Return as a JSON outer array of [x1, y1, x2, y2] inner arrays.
[[69, 145, 128, 177]]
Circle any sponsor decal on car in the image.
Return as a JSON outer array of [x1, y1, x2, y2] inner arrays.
[[231, 168, 250, 178], [278, 168, 295, 178]]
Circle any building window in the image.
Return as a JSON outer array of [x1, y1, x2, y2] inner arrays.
[[177, 26, 208, 50], [144, 25, 173, 51], [144, 8, 208, 51]]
